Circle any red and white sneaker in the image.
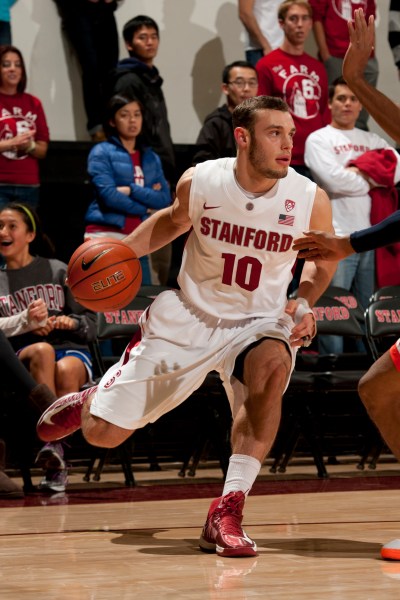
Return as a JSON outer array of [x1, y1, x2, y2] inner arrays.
[[381, 539, 400, 560], [199, 491, 257, 557], [36, 386, 97, 442]]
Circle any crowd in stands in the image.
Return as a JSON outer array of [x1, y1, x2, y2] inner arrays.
[[0, 0, 398, 498]]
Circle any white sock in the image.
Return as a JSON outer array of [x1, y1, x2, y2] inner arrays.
[[222, 454, 262, 496]]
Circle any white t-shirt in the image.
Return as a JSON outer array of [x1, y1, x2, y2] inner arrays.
[[245, 0, 284, 52], [305, 124, 400, 236]]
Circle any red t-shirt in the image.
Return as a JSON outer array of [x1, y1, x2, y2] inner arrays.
[[309, 0, 376, 58], [0, 92, 50, 185], [256, 49, 330, 165]]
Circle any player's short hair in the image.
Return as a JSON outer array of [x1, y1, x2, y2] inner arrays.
[[329, 76, 353, 101], [122, 15, 159, 43], [0, 45, 27, 93], [232, 96, 289, 135], [222, 61, 257, 84], [278, 0, 312, 22]]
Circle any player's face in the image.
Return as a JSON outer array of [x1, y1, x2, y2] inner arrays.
[[0, 52, 23, 89], [0, 209, 35, 260], [247, 109, 295, 179], [127, 26, 159, 64], [111, 101, 143, 141], [329, 84, 362, 130], [280, 4, 312, 46], [222, 66, 258, 109]]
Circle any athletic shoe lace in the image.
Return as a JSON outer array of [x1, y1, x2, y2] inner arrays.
[[217, 493, 245, 536]]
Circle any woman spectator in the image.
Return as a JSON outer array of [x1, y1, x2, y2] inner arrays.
[[0, 203, 97, 493], [0, 45, 49, 208], [85, 93, 171, 284]]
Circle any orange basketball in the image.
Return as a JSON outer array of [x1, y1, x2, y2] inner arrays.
[[67, 238, 142, 312]]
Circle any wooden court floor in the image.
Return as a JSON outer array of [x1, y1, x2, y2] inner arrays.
[[2, 471, 400, 599]]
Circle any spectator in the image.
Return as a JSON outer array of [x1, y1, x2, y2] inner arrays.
[[193, 60, 258, 164], [0, 203, 97, 493], [0, 0, 17, 45], [108, 15, 176, 185], [309, 0, 377, 131], [0, 46, 49, 208], [84, 93, 171, 284], [108, 15, 176, 284], [389, 0, 400, 79], [238, 0, 284, 65], [0, 304, 57, 498], [304, 77, 400, 352], [53, 0, 121, 142], [256, 0, 329, 178]]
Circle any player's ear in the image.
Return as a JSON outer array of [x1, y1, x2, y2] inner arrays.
[[234, 127, 248, 146], [221, 83, 229, 97]]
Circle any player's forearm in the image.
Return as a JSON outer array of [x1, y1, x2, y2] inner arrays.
[[296, 260, 338, 307], [123, 207, 190, 258], [350, 209, 400, 253], [348, 77, 400, 144]]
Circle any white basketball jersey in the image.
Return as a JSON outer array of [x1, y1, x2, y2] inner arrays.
[[178, 158, 316, 320]]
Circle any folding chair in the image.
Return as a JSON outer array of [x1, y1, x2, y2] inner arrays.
[[369, 285, 400, 303], [271, 288, 373, 478]]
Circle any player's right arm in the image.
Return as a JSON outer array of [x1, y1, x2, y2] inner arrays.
[[122, 168, 194, 258]]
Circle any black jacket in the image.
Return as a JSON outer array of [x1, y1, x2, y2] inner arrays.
[[108, 57, 176, 183], [192, 104, 236, 165]]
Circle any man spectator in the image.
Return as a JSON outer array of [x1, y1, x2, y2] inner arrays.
[[53, 0, 121, 143], [108, 14, 176, 185], [256, 0, 329, 177], [304, 76, 400, 352], [238, 0, 284, 65], [309, 0, 377, 130], [193, 60, 258, 164]]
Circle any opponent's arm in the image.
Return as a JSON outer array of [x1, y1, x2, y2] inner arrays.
[[122, 168, 193, 258], [293, 208, 400, 261], [343, 9, 400, 144]]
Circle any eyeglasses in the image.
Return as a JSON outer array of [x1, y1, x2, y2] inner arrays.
[[228, 78, 258, 90]]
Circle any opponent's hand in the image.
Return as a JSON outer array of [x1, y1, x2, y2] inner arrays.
[[343, 8, 375, 84], [293, 230, 354, 261]]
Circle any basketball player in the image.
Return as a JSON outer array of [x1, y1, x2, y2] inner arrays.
[[37, 96, 336, 558], [293, 9, 400, 561]]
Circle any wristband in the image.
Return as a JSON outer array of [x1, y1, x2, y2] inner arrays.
[[295, 297, 317, 337]]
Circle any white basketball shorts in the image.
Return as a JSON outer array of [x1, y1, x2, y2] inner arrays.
[[90, 289, 297, 430]]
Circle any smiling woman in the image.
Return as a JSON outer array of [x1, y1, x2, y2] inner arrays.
[[0, 46, 50, 208]]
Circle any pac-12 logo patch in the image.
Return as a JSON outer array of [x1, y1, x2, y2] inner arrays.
[[285, 199, 296, 212]]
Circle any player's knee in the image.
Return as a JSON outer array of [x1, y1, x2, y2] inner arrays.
[[83, 417, 132, 449]]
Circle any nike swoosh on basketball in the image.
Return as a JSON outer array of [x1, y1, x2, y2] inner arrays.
[[203, 202, 221, 210], [81, 248, 112, 271]]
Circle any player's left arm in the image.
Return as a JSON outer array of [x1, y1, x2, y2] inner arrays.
[[286, 187, 338, 345], [296, 187, 338, 306]]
